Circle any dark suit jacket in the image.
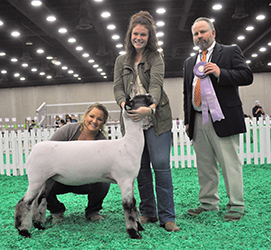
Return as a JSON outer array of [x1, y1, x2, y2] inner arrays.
[[183, 43, 253, 139]]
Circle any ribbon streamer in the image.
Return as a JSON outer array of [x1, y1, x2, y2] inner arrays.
[[193, 61, 225, 124]]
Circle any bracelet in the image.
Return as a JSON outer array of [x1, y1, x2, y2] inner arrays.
[[149, 106, 156, 115]]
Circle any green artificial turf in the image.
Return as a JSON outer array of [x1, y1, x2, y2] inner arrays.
[[1, 164, 271, 249]]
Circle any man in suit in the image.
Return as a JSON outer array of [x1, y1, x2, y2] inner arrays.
[[183, 17, 253, 221]]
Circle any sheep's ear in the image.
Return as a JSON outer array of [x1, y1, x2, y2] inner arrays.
[[124, 98, 134, 110]]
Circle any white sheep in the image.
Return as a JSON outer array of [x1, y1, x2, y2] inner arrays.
[[14, 94, 154, 239]]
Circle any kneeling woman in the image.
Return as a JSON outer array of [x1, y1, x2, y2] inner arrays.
[[47, 103, 110, 223]]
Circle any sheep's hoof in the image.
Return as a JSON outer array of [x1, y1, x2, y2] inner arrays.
[[127, 229, 142, 239], [137, 221, 145, 231], [18, 229, 31, 238], [33, 221, 45, 230]]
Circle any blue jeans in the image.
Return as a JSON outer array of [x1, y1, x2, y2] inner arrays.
[[137, 127, 175, 225]]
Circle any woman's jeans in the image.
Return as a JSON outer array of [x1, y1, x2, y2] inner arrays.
[[137, 127, 175, 225], [47, 181, 110, 217]]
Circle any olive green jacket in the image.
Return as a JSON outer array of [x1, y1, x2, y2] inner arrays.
[[113, 50, 172, 136]]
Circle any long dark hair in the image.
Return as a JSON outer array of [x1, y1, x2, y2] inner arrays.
[[124, 11, 162, 65]]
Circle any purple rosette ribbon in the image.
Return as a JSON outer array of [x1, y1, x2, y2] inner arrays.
[[193, 61, 225, 124]]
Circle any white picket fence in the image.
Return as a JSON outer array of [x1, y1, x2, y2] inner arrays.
[[1, 117, 270, 176]]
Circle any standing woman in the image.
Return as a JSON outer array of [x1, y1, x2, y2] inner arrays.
[[114, 11, 179, 232], [47, 103, 110, 223]]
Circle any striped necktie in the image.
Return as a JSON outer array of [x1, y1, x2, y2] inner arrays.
[[194, 50, 208, 107]]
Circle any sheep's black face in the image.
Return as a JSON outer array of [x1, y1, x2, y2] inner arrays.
[[125, 94, 154, 111]]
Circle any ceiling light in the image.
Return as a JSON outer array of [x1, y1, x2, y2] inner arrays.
[[47, 16, 56, 22], [11, 31, 20, 37], [246, 26, 254, 31], [212, 4, 222, 10], [0, 20, 4, 26], [68, 70, 74, 74], [68, 38, 76, 43], [112, 35, 120, 40], [31, 1, 42, 6], [73, 74, 79, 77], [14, 73, 20, 77], [82, 53, 89, 57], [107, 24, 116, 30], [37, 49, 44, 54], [156, 8, 166, 14], [97, 68, 102, 72], [76, 46, 83, 51], [39, 72, 45, 75], [93, 64, 99, 68], [251, 54, 258, 57], [54, 61, 61, 65], [158, 41, 163, 46], [119, 51, 126, 55], [103, 76, 107, 79], [246, 60, 251, 64], [268, 62, 271, 66], [101, 72, 106, 75], [62, 66, 68, 70], [31, 68, 38, 72], [268, 42, 271, 46], [94, 0, 103, 2], [0, 52, 6, 56], [20, 77, 26, 81], [76, 17, 93, 30], [156, 21, 165, 27], [116, 44, 123, 48], [237, 35, 245, 40], [22, 63, 28, 67], [25, 39, 33, 46], [101, 12, 111, 18], [190, 52, 196, 56], [1, 70, 7, 74], [193, 46, 199, 50], [156, 32, 164, 37], [256, 14, 265, 20], [88, 59, 94, 63], [46, 75, 52, 79], [11, 58, 18, 62], [259, 47, 266, 52], [232, 1, 248, 19], [58, 28, 67, 33], [21, 52, 32, 60]]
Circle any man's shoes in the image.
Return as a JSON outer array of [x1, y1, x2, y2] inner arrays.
[[187, 207, 208, 216], [161, 222, 180, 232], [224, 211, 243, 221], [86, 211, 104, 222], [139, 216, 158, 224], [51, 212, 64, 224]]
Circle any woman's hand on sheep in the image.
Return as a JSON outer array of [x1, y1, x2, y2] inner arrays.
[[127, 107, 151, 121]]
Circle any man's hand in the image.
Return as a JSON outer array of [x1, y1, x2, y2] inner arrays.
[[204, 62, 220, 78]]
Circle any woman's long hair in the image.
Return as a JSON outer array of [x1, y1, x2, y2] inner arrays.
[[124, 11, 162, 65], [79, 103, 109, 135]]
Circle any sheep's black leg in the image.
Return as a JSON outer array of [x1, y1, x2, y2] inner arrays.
[[32, 179, 55, 230], [15, 197, 34, 238], [137, 221, 144, 231], [18, 229, 31, 238], [123, 196, 143, 239]]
